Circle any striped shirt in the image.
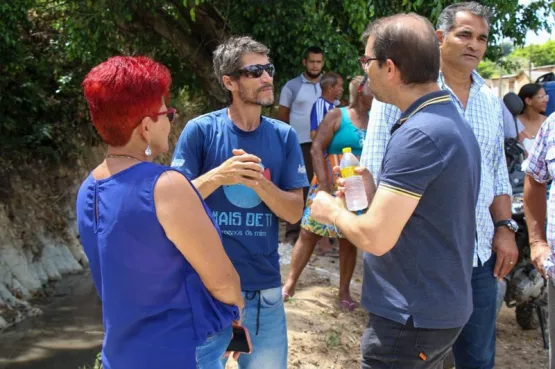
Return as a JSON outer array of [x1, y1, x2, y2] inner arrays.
[[360, 71, 511, 267], [310, 97, 335, 132], [525, 112, 555, 249]]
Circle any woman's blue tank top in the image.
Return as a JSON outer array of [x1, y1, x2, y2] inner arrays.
[[76, 162, 239, 369], [327, 107, 366, 156]]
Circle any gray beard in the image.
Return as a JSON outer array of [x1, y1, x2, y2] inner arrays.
[[238, 88, 274, 107]]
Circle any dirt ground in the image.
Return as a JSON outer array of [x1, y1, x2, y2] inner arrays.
[[0, 242, 550, 369], [267, 243, 550, 369]]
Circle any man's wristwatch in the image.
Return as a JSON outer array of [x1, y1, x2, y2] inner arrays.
[[494, 219, 519, 233]]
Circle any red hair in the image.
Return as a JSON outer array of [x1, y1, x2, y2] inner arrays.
[[82, 56, 172, 146]]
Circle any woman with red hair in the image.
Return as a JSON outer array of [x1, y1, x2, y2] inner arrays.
[[76, 56, 244, 369]]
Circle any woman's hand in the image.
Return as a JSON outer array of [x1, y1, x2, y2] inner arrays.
[[223, 321, 246, 361]]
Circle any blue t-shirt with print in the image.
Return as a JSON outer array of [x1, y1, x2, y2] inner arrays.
[[171, 108, 309, 291]]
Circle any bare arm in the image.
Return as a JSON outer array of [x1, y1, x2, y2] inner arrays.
[[255, 184, 304, 224], [312, 185, 418, 256], [524, 174, 551, 275], [523, 114, 554, 275], [155, 171, 244, 310], [278, 105, 290, 124], [311, 109, 341, 193], [489, 195, 513, 223], [192, 167, 227, 199], [524, 175, 548, 244]]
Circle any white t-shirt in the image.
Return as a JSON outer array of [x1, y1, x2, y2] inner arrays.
[[279, 74, 321, 144]]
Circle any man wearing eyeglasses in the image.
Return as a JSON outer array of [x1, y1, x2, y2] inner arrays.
[[310, 13, 481, 368], [171, 36, 308, 369], [360, 2, 518, 369]]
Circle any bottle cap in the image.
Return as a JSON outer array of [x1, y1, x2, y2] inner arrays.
[[342, 147, 352, 153]]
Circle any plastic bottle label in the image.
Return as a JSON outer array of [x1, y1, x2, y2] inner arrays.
[[341, 166, 356, 178]]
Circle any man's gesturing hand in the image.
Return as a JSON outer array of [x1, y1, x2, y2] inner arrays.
[[216, 149, 264, 188]]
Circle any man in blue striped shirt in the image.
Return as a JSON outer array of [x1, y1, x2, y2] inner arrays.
[[309, 72, 343, 139], [360, 2, 518, 369]]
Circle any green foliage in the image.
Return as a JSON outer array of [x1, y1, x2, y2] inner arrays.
[[0, 1, 68, 158], [511, 40, 555, 67], [220, 0, 371, 89], [477, 59, 499, 79], [480, 40, 555, 80], [79, 353, 102, 369], [1, 0, 554, 162]]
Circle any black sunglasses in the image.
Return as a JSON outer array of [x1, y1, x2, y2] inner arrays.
[[358, 55, 381, 69], [229, 63, 275, 78]]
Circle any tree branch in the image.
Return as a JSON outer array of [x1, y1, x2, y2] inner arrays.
[[119, 2, 231, 104]]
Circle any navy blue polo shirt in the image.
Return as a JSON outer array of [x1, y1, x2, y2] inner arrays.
[[361, 90, 481, 329]]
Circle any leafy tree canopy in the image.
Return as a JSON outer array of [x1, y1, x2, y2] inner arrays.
[[1, 0, 553, 161]]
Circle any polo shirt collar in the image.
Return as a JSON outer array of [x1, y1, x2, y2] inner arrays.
[[438, 70, 485, 92], [399, 90, 451, 122], [391, 90, 451, 135]]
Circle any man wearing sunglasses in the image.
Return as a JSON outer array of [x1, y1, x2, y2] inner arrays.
[[360, 2, 517, 369], [172, 36, 308, 369]]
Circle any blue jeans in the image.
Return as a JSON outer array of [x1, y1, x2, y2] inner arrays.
[[196, 286, 288, 369], [452, 254, 497, 369]]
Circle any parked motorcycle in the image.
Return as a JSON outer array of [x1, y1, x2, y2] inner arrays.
[[497, 91, 549, 349]]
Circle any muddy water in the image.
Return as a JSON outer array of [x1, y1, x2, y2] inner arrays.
[[0, 272, 103, 369]]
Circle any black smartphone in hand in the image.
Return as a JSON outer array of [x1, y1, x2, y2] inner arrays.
[[226, 325, 252, 354]]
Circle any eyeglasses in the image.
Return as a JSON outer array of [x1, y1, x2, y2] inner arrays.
[[535, 94, 550, 101], [358, 55, 380, 69], [357, 75, 368, 92], [229, 63, 275, 78], [154, 108, 177, 123]]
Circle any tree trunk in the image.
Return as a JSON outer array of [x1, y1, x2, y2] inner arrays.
[[122, 2, 231, 106]]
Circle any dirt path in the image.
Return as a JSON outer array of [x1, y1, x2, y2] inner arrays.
[[277, 244, 549, 369], [0, 245, 549, 369]]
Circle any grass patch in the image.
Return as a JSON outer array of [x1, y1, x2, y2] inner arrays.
[[78, 353, 101, 369]]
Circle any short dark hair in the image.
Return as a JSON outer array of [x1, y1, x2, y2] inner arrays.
[[437, 2, 491, 34], [320, 72, 342, 91], [361, 13, 440, 85], [518, 83, 544, 112], [304, 46, 324, 59]]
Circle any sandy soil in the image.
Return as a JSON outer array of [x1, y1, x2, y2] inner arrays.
[[237, 242, 549, 369]]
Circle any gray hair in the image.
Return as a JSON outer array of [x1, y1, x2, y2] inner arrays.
[[213, 36, 270, 90], [437, 2, 491, 34], [320, 72, 342, 91]]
